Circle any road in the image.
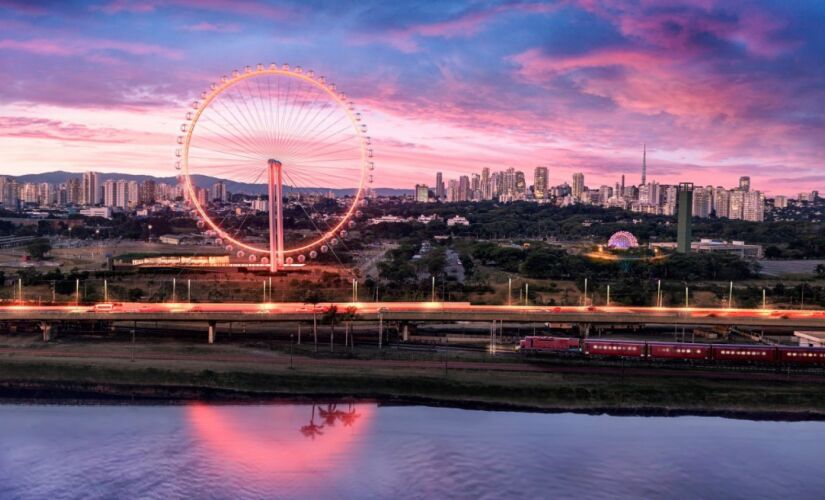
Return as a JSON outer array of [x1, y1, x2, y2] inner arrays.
[[0, 301, 824, 329]]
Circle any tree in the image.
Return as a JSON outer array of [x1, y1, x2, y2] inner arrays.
[[816, 264, 825, 279], [26, 239, 52, 260]]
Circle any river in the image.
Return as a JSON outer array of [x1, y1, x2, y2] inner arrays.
[[0, 403, 823, 499]]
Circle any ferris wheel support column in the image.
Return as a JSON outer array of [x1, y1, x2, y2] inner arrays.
[[268, 159, 285, 273]]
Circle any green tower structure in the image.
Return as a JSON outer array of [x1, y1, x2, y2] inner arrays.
[[677, 182, 694, 254]]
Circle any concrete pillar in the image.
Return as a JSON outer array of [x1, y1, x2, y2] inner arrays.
[[40, 322, 52, 342], [208, 321, 217, 344]]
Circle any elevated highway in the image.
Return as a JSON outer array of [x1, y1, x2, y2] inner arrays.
[[1, 302, 824, 330]]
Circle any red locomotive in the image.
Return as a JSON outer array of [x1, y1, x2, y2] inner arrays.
[[517, 336, 825, 366]]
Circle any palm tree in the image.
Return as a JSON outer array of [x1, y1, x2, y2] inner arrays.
[[343, 305, 358, 351], [300, 404, 324, 440], [323, 305, 339, 352], [303, 290, 322, 353]]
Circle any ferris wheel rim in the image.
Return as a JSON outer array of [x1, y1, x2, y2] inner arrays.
[[178, 65, 370, 257]]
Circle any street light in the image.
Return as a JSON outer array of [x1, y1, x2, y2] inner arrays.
[[728, 281, 733, 309], [583, 278, 588, 306], [607, 284, 611, 307], [762, 288, 767, 310], [507, 277, 512, 306], [431, 275, 436, 302]]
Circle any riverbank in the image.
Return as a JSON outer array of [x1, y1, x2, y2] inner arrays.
[[2, 339, 825, 419]]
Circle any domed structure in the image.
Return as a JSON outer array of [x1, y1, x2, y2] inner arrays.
[[607, 231, 639, 250]]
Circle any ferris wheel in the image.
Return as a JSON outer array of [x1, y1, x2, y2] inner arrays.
[[175, 63, 374, 272]]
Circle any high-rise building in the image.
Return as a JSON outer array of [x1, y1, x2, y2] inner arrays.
[[447, 179, 458, 202], [739, 176, 751, 192], [211, 182, 227, 203], [20, 183, 38, 205], [773, 195, 788, 209], [571, 172, 585, 202], [140, 180, 156, 205], [415, 184, 429, 203], [0, 176, 18, 208], [435, 172, 445, 201], [480, 167, 491, 200], [81, 171, 100, 206], [533, 166, 548, 200], [692, 186, 712, 218], [514, 171, 526, 198], [127, 180, 140, 208], [641, 144, 647, 186], [714, 187, 730, 218], [729, 190, 745, 220], [677, 183, 694, 254], [742, 191, 765, 222], [103, 180, 117, 207], [66, 177, 81, 205], [458, 176, 470, 202]]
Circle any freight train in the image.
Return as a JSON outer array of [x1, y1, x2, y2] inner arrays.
[[518, 336, 825, 365]]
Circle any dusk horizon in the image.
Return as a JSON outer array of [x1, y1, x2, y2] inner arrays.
[[1, 0, 824, 195]]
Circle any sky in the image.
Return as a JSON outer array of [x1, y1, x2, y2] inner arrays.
[[0, 0, 823, 195]]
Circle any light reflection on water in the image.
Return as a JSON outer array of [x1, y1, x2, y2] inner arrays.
[[0, 403, 824, 499]]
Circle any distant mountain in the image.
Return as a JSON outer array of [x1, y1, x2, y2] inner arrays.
[[12, 171, 412, 197]]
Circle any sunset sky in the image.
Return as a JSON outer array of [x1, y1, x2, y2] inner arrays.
[[1, 0, 823, 195]]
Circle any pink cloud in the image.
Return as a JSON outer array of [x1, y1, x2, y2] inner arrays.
[[0, 36, 183, 60], [181, 22, 240, 33], [0, 116, 137, 144]]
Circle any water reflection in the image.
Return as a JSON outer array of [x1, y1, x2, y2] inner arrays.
[[1, 404, 825, 499], [186, 402, 373, 492]]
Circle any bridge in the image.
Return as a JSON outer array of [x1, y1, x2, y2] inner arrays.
[[2, 302, 824, 343]]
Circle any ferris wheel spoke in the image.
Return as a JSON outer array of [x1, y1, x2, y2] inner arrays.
[[197, 108, 265, 156], [279, 114, 351, 161], [276, 84, 325, 157], [233, 82, 271, 154], [278, 102, 345, 160], [222, 87, 268, 153], [276, 74, 312, 156], [243, 77, 275, 152], [205, 100, 271, 157], [189, 129, 266, 162], [283, 96, 343, 148]]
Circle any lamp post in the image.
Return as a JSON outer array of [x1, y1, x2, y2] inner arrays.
[[685, 287, 689, 308], [507, 277, 512, 306], [657, 279, 662, 307], [728, 281, 733, 309], [188, 279, 191, 303], [583, 278, 588, 306], [762, 288, 766, 309], [104, 279, 108, 302], [172, 278, 176, 303], [607, 284, 611, 307], [525, 283, 529, 306], [431, 276, 436, 302], [75, 278, 80, 305]]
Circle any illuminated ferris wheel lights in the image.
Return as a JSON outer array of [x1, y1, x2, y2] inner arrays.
[[177, 136, 184, 145], [285, 257, 294, 265], [297, 254, 306, 263], [179, 65, 372, 270], [309, 250, 318, 259], [249, 254, 257, 262]]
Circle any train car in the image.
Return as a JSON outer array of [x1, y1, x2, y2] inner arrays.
[[647, 342, 711, 361], [777, 346, 825, 365], [583, 339, 646, 358], [518, 336, 580, 352], [710, 345, 777, 363]]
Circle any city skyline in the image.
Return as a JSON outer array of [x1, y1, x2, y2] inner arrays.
[[1, 1, 824, 193]]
